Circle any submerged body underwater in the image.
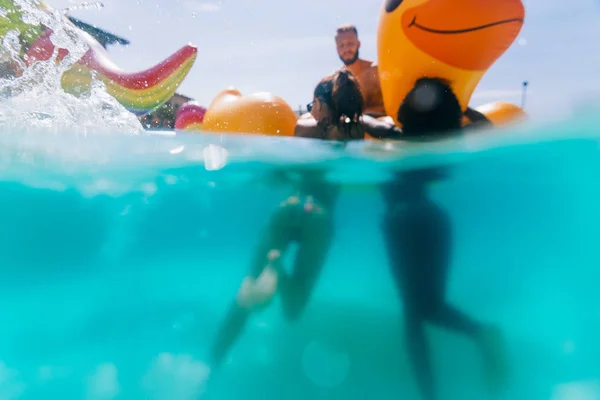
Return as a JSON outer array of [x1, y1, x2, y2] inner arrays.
[[0, 122, 600, 399]]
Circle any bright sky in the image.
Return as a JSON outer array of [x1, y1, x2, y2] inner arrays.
[[51, 0, 600, 121]]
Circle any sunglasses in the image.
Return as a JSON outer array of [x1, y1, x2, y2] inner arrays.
[[306, 101, 314, 112]]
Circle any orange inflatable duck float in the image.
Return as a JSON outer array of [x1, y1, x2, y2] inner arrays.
[[201, 88, 298, 136], [377, 0, 526, 128]]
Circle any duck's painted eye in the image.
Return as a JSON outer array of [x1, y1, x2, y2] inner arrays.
[[385, 0, 404, 12]]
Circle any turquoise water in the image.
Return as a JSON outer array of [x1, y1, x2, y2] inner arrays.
[[1, 116, 600, 400]]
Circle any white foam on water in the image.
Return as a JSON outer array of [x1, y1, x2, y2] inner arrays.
[[0, 0, 142, 135], [0, 361, 25, 400], [141, 353, 210, 400], [85, 363, 120, 400], [552, 380, 600, 400]]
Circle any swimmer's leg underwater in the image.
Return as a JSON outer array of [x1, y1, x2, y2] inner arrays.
[[278, 198, 332, 321], [381, 171, 508, 400], [209, 195, 332, 368]]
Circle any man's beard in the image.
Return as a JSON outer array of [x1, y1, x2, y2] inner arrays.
[[340, 50, 359, 66]]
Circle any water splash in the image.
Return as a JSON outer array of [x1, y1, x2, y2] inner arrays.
[[59, 1, 104, 15], [0, 0, 143, 134]]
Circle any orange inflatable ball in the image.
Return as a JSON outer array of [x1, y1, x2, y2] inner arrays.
[[202, 88, 298, 136], [377, 0, 525, 125], [474, 101, 527, 127]]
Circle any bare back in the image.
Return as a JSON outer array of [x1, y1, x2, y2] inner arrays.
[[344, 59, 385, 117]]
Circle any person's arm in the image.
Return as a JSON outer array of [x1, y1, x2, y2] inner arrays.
[[359, 114, 403, 139], [463, 107, 493, 131], [364, 111, 388, 118], [294, 119, 325, 139]]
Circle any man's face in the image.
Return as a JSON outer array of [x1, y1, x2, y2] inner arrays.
[[335, 31, 360, 66]]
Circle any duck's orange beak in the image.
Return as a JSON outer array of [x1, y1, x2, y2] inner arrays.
[[402, 0, 524, 71]]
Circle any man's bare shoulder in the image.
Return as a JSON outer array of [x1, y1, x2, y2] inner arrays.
[[365, 61, 378, 73], [360, 62, 380, 82], [358, 58, 377, 69]]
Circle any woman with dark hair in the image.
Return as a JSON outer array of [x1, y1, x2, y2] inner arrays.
[[383, 77, 507, 400], [208, 70, 401, 369], [295, 69, 402, 140]]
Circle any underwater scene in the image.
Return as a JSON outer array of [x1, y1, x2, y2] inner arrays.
[[1, 0, 600, 399]]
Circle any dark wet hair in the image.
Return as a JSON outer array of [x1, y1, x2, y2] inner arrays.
[[314, 70, 364, 136], [397, 77, 463, 137], [336, 24, 358, 36]]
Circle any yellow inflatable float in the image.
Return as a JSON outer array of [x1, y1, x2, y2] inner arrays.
[[201, 88, 297, 136], [378, 0, 526, 128]]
